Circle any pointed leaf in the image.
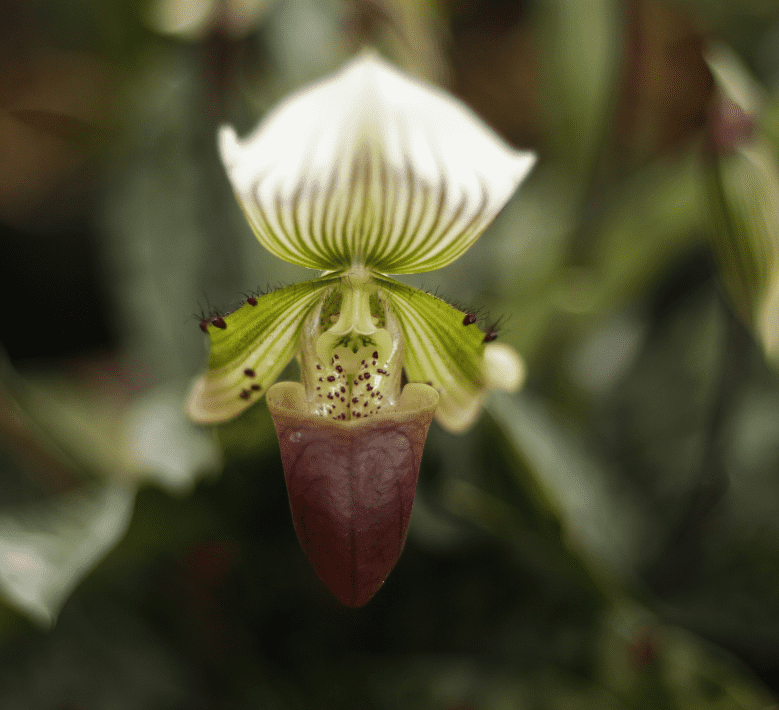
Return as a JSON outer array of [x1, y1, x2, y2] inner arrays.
[[0, 482, 135, 626], [186, 277, 337, 424], [379, 277, 488, 432], [707, 142, 779, 327], [219, 52, 535, 274]]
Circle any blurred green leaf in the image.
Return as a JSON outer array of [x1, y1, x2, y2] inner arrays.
[[592, 153, 706, 310], [761, 90, 779, 151], [124, 385, 222, 494], [0, 358, 221, 624], [707, 141, 779, 361], [487, 391, 647, 586], [8, 370, 132, 482], [596, 604, 777, 710], [537, 0, 621, 178], [0, 482, 134, 627]]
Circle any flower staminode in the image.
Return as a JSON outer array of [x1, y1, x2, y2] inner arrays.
[[187, 51, 535, 606]]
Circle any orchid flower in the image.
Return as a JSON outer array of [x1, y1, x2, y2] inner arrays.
[[186, 51, 535, 607]]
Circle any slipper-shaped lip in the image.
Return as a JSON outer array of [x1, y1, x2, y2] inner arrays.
[[268, 381, 438, 606]]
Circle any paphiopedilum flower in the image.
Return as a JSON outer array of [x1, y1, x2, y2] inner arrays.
[[187, 51, 535, 606]]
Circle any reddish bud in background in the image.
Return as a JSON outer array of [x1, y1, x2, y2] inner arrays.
[[627, 629, 658, 670], [708, 94, 754, 155]]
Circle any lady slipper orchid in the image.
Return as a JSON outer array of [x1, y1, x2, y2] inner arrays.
[[186, 51, 535, 607]]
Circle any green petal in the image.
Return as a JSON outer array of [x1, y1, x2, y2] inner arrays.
[[187, 277, 337, 424], [378, 276, 487, 432]]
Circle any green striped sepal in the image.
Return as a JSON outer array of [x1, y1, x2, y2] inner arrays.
[[377, 276, 488, 432], [187, 277, 338, 424]]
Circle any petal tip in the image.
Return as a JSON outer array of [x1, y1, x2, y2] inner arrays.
[[345, 47, 394, 77], [513, 151, 538, 185], [218, 125, 240, 167], [184, 377, 214, 424], [435, 394, 485, 434], [352, 46, 382, 65], [483, 343, 526, 393], [185, 375, 248, 425]]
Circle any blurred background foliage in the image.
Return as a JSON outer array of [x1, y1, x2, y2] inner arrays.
[[1, 0, 779, 707]]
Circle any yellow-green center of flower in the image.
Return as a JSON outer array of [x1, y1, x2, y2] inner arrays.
[[300, 270, 403, 421], [315, 269, 393, 374]]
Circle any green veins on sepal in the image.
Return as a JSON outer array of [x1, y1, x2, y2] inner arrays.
[[188, 269, 496, 431], [188, 275, 340, 424]]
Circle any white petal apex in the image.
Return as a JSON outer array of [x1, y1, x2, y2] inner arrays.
[[218, 125, 240, 171], [220, 51, 536, 272], [483, 343, 526, 392]]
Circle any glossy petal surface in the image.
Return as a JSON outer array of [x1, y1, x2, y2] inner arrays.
[[268, 381, 438, 606]]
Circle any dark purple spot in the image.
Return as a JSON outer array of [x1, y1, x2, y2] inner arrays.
[[239, 389, 250, 400], [212, 316, 227, 329], [366, 384, 373, 391], [316, 364, 322, 370], [251, 384, 260, 391], [333, 354, 339, 359], [372, 351, 378, 359], [199, 321, 208, 332], [327, 394, 333, 399], [364, 401, 369, 407], [463, 312, 477, 326], [327, 375, 335, 382], [340, 386, 346, 393], [483, 331, 498, 342], [244, 368, 255, 377], [335, 365, 343, 373], [352, 397, 359, 404], [247, 296, 258, 306]]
